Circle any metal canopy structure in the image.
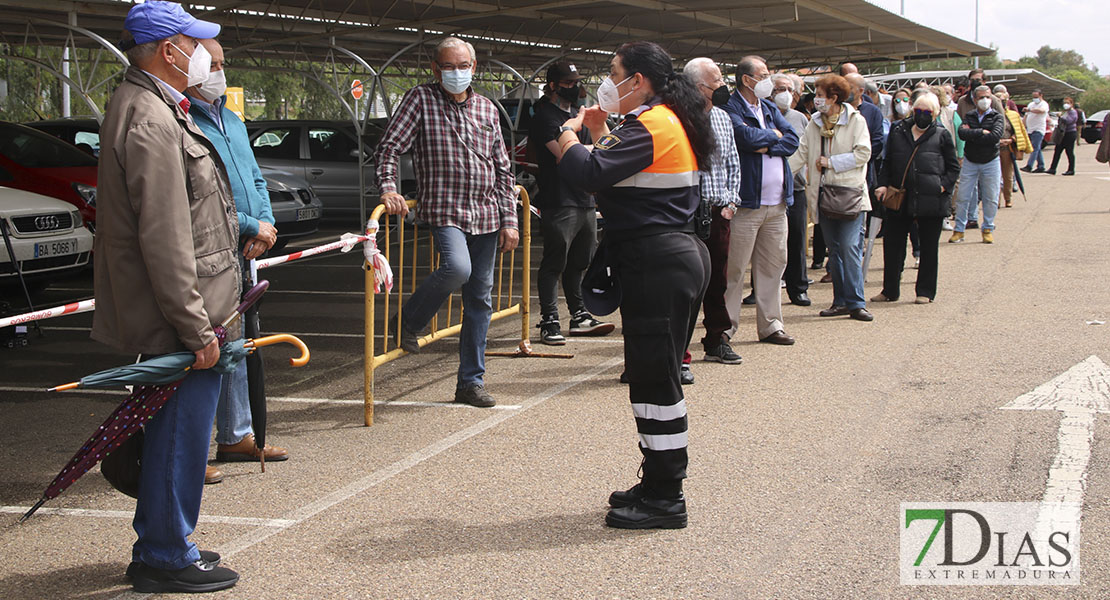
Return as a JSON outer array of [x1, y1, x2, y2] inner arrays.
[[868, 68, 1083, 99], [1, 0, 992, 74]]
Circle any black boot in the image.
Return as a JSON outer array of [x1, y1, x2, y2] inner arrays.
[[606, 496, 688, 529]]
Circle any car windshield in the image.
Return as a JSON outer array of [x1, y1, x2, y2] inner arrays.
[[0, 123, 97, 168]]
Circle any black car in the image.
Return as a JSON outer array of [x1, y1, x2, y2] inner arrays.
[[1082, 109, 1109, 145]]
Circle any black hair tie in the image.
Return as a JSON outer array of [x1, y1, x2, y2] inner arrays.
[[666, 71, 678, 82]]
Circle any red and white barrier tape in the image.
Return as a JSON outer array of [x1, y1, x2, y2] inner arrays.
[[1, 230, 393, 328]]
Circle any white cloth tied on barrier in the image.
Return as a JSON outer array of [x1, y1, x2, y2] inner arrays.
[[2, 230, 394, 327], [361, 219, 394, 293]]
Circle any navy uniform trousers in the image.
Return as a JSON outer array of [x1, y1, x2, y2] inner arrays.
[[613, 229, 710, 498]]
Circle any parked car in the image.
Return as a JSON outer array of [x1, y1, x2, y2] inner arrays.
[[246, 119, 416, 222], [1042, 113, 1058, 148], [1, 121, 97, 229], [261, 167, 323, 252], [26, 118, 102, 157], [1082, 109, 1109, 144], [26, 117, 322, 249], [0, 186, 94, 289]]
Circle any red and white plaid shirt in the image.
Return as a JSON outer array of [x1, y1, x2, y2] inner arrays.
[[374, 83, 518, 234]]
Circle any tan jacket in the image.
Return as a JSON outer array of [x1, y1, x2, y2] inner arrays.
[[92, 67, 240, 355], [789, 102, 873, 220]]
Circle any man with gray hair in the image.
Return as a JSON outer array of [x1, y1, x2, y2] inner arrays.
[[97, 1, 240, 592], [375, 36, 519, 407], [951, 85, 1005, 243], [771, 73, 812, 306], [683, 57, 743, 364]]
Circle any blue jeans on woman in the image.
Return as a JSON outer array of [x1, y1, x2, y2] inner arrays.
[[133, 368, 223, 569], [820, 211, 866, 310], [402, 226, 498, 389]]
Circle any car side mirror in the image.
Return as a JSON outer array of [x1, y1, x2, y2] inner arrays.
[[349, 149, 361, 158]]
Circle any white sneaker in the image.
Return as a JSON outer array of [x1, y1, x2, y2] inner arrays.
[[942, 218, 954, 231]]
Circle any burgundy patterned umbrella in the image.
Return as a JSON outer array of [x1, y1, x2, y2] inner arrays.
[[20, 282, 274, 521]]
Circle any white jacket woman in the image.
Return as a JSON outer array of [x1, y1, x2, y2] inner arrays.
[[787, 75, 873, 321]]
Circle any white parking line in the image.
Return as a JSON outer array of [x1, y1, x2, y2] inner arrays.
[[0, 506, 295, 528], [270, 396, 521, 410], [105, 355, 621, 600], [0, 385, 126, 396]]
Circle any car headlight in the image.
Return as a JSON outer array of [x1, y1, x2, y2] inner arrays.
[[73, 183, 97, 207]]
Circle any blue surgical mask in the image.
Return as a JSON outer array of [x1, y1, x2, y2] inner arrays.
[[441, 68, 472, 95]]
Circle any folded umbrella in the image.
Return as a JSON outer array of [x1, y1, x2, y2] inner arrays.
[[19, 281, 307, 521]]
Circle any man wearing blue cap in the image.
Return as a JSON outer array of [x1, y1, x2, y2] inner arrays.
[[93, 1, 240, 593]]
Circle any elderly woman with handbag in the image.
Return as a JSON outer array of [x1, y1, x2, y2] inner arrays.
[[872, 92, 960, 305], [788, 74, 873, 321]]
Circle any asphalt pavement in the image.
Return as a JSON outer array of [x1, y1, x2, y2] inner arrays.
[[1, 144, 1108, 599]]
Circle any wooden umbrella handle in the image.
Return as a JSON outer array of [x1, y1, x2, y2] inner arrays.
[[245, 334, 310, 367]]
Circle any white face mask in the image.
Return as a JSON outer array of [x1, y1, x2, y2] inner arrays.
[[597, 75, 634, 114], [1063, 103, 1072, 110], [440, 68, 472, 95], [814, 96, 829, 113], [773, 91, 792, 110], [197, 69, 227, 103], [894, 100, 910, 116], [170, 40, 212, 88], [747, 74, 774, 99], [977, 97, 991, 111]]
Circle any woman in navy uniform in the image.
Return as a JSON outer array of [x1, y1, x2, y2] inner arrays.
[[555, 41, 713, 529]]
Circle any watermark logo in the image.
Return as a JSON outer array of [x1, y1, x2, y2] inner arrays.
[[900, 502, 1079, 585]]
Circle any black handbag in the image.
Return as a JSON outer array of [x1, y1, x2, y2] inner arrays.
[[817, 137, 865, 220]]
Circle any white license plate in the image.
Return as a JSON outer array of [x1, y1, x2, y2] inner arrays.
[[34, 238, 78, 258], [296, 207, 320, 221]]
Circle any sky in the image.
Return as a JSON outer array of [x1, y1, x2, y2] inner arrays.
[[865, 0, 1109, 75]]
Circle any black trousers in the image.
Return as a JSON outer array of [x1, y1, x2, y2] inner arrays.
[[812, 223, 827, 265], [614, 231, 709, 498], [699, 207, 732, 349], [538, 206, 597, 319], [1050, 131, 1077, 173], [880, 213, 943, 301], [784, 190, 809, 298]]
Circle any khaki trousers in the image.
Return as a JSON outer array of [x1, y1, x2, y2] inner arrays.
[[723, 203, 788, 340]]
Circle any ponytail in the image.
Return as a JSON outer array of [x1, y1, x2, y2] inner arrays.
[[615, 42, 716, 171]]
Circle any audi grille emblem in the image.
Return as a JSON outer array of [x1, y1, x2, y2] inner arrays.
[[34, 216, 60, 230]]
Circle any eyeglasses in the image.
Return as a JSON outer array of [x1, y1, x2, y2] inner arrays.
[[894, 98, 910, 103], [913, 109, 934, 118], [437, 62, 473, 72]]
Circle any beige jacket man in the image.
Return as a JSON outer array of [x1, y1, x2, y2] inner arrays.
[[93, 66, 240, 355]]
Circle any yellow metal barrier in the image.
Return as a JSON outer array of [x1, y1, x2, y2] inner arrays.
[[362, 186, 568, 426]]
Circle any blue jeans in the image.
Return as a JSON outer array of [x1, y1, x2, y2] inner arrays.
[[215, 351, 252, 445], [1025, 131, 1045, 170], [820, 211, 866, 310], [955, 158, 1001, 232], [402, 226, 498, 389], [133, 368, 223, 569]]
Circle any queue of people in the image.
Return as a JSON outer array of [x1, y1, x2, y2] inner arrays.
[[90, 1, 1062, 591]]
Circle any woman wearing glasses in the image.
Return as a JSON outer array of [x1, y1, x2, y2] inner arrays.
[[873, 92, 960, 304]]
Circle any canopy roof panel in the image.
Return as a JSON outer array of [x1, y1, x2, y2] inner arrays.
[[868, 68, 1083, 99], [0, 0, 992, 75]]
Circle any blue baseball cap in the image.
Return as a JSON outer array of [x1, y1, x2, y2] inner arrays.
[[124, 1, 220, 46]]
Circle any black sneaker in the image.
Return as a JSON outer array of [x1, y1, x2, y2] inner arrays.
[[606, 496, 688, 529], [130, 559, 239, 594], [569, 312, 615, 336], [967, 220, 979, 229], [537, 317, 566, 346], [1020, 166, 1033, 173], [398, 318, 421, 354], [454, 384, 496, 407], [127, 551, 220, 579], [680, 363, 694, 385], [704, 341, 742, 365], [741, 293, 756, 305]]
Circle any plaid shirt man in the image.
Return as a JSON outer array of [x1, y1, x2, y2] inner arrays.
[[701, 106, 742, 206], [375, 82, 518, 234]]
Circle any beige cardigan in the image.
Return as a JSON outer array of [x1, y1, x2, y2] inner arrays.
[[788, 103, 872, 220]]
